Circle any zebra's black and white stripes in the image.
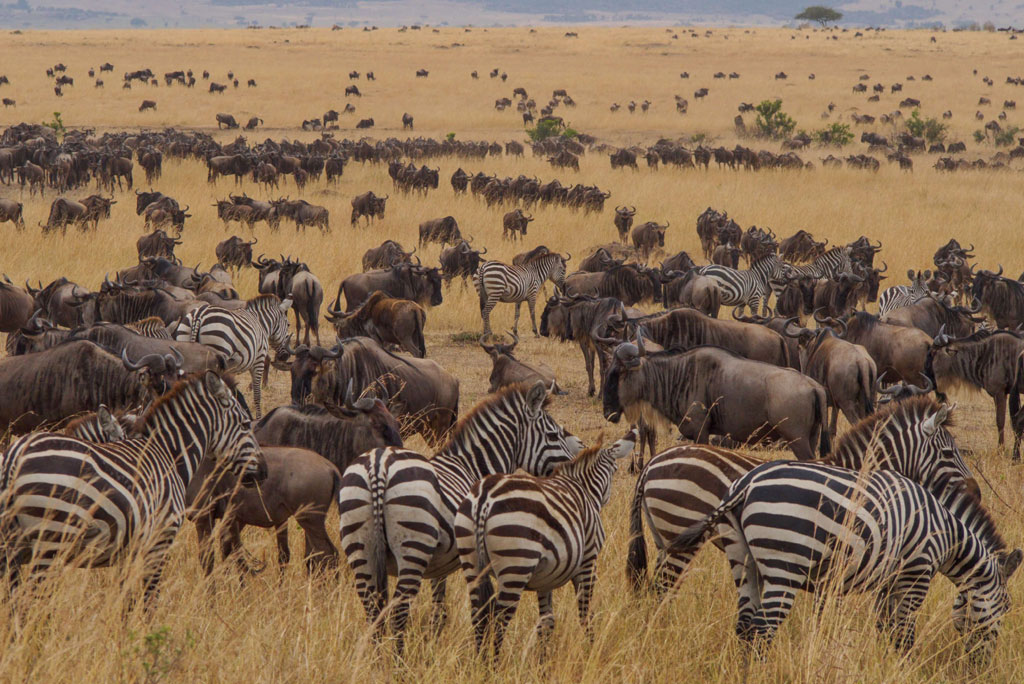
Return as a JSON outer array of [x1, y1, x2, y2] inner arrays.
[[455, 429, 636, 657], [174, 294, 291, 418], [670, 462, 1021, 661], [476, 253, 568, 335], [626, 397, 977, 596], [787, 245, 854, 280], [878, 270, 932, 315], [338, 381, 583, 650], [0, 372, 265, 604], [698, 254, 788, 316]]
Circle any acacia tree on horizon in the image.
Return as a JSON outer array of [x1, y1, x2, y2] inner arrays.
[[796, 6, 843, 27]]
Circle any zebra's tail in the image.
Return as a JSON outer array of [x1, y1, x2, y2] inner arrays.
[[469, 492, 495, 610], [667, 476, 750, 554], [188, 310, 202, 344], [626, 469, 649, 592], [815, 387, 831, 457], [366, 456, 389, 602]]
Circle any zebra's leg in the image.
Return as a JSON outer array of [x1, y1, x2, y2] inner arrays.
[[139, 532, 177, 609], [572, 560, 597, 641], [527, 295, 538, 335], [747, 580, 798, 652], [480, 296, 495, 336], [429, 577, 448, 635], [535, 590, 555, 660], [875, 572, 931, 651], [723, 534, 762, 638], [654, 547, 697, 594], [490, 581, 523, 661], [512, 301, 522, 335]]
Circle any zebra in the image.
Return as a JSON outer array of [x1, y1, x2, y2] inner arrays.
[[878, 269, 933, 315], [174, 294, 291, 418], [626, 397, 978, 598], [338, 381, 583, 651], [670, 462, 1021, 662], [456, 429, 636, 658], [785, 245, 854, 281], [0, 372, 265, 604], [475, 252, 568, 336], [62, 405, 126, 442], [698, 254, 790, 316]]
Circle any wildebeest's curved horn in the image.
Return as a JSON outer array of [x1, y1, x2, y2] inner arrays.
[[821, 238, 829, 248], [634, 329, 647, 356], [965, 297, 982, 313], [478, 246, 488, 255], [629, 206, 636, 213], [812, 307, 830, 325], [563, 252, 571, 261], [781, 317, 803, 338], [167, 347, 184, 370], [875, 375, 900, 395], [995, 264, 1004, 277], [121, 348, 160, 371], [871, 239, 882, 250], [344, 378, 357, 409], [478, 335, 493, 352]]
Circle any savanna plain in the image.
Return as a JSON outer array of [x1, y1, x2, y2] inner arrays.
[[0, 24, 1023, 684]]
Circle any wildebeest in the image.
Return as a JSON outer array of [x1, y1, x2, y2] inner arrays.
[[439, 240, 487, 288], [215, 113, 239, 129], [139, 100, 156, 112], [137, 229, 182, 260], [0, 340, 147, 434], [782, 317, 877, 436], [841, 312, 933, 385], [479, 332, 564, 394], [502, 209, 533, 241], [305, 336, 459, 445], [614, 206, 636, 242], [0, 277, 33, 333], [276, 199, 330, 233], [350, 191, 388, 225], [929, 328, 1024, 449], [663, 270, 721, 317], [881, 296, 982, 339], [604, 341, 828, 460], [712, 242, 741, 268], [325, 290, 427, 358], [216, 235, 257, 270], [540, 295, 628, 397], [402, 113, 414, 129], [244, 117, 262, 130], [0, 198, 26, 229], [356, 118, 374, 129], [339, 262, 443, 310], [564, 264, 663, 306], [610, 148, 639, 170], [418, 216, 462, 247], [632, 221, 669, 260], [345, 85, 362, 97], [362, 240, 415, 271], [579, 247, 624, 273], [779, 229, 827, 263], [40, 195, 116, 235], [971, 265, 1024, 329]]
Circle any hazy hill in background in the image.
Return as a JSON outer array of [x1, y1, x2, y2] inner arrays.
[[1, 0, 1021, 30]]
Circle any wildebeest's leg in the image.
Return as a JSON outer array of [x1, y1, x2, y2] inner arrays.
[[581, 341, 596, 397], [194, 513, 218, 575], [429, 577, 448, 635], [993, 390, 1007, 447], [829, 401, 840, 438], [300, 512, 337, 574], [276, 525, 291, 569]]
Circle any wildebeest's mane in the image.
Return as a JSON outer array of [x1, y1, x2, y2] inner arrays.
[[849, 310, 880, 330], [944, 327, 1023, 345], [441, 382, 551, 451]]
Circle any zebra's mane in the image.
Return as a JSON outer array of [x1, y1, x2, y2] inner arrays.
[[946, 483, 1007, 552], [440, 382, 551, 451], [550, 441, 603, 478], [132, 372, 239, 435], [525, 251, 563, 266], [834, 395, 952, 455], [246, 293, 280, 308]]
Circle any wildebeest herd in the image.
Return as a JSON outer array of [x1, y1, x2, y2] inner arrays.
[[1, 34, 1024, 675]]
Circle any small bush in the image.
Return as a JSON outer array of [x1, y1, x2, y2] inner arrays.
[[973, 129, 986, 143], [446, 132, 456, 141], [813, 122, 853, 146], [905, 109, 947, 143], [42, 111, 66, 141], [754, 99, 796, 139], [994, 125, 1021, 147], [525, 118, 577, 141]]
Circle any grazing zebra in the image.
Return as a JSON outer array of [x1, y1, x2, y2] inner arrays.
[[627, 397, 977, 598], [475, 252, 569, 336], [0, 372, 265, 604], [174, 294, 291, 418], [698, 254, 790, 316], [878, 269, 933, 315], [785, 245, 854, 281], [338, 381, 583, 651], [456, 429, 637, 658], [670, 462, 1021, 661]]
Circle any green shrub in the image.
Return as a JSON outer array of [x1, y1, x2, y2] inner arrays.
[[525, 118, 577, 141], [754, 99, 796, 139], [905, 109, 947, 143], [994, 125, 1021, 147], [42, 111, 66, 141], [973, 129, 986, 143], [813, 122, 853, 146]]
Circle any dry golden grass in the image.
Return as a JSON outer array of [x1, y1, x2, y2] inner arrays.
[[0, 25, 1022, 683]]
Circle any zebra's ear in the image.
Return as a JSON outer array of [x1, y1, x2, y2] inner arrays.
[[204, 372, 232, 406], [923, 404, 953, 436], [609, 428, 638, 459], [98, 405, 124, 441], [280, 298, 293, 312], [525, 380, 547, 416], [999, 549, 1023, 581]]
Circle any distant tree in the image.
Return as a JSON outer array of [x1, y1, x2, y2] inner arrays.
[[130, 17, 147, 27], [754, 99, 796, 139], [795, 6, 843, 27]]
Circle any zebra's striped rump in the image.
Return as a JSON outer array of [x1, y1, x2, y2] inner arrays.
[[670, 462, 1020, 661], [455, 430, 636, 657]]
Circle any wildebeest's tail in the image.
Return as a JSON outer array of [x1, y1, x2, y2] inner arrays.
[[814, 387, 831, 458], [859, 362, 875, 418], [300, 278, 319, 340], [413, 309, 427, 358], [626, 469, 650, 591]]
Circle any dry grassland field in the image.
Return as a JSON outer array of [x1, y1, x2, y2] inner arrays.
[[1, 25, 1024, 684]]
